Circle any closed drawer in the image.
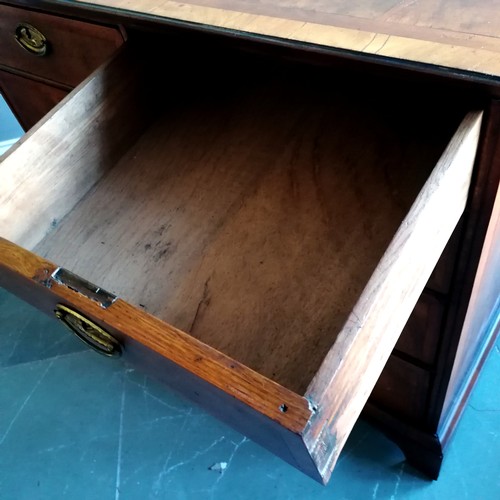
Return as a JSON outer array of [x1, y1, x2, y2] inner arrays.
[[0, 70, 68, 130], [426, 222, 462, 294], [395, 292, 444, 365], [0, 4, 123, 87], [371, 355, 431, 424], [0, 40, 482, 485]]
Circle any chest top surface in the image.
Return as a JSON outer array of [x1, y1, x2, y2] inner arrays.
[[68, 0, 500, 80]]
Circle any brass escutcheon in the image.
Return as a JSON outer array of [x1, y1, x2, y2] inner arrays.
[[14, 23, 48, 56], [55, 304, 121, 357]]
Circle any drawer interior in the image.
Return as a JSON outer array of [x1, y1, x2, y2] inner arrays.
[[1, 41, 470, 394]]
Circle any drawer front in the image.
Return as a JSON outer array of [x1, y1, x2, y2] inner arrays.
[[395, 292, 444, 365], [0, 4, 124, 87], [0, 69, 67, 130]]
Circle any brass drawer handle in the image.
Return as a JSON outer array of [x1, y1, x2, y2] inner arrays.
[[55, 304, 121, 357], [14, 23, 48, 56]]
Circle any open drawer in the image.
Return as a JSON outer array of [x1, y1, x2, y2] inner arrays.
[[0, 41, 482, 484]]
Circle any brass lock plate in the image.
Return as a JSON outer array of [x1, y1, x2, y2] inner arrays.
[[14, 23, 48, 56], [55, 304, 121, 357]]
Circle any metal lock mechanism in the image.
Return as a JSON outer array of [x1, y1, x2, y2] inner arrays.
[[14, 23, 48, 56], [55, 304, 121, 357]]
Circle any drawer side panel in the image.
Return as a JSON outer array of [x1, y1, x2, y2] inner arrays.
[[304, 111, 482, 483]]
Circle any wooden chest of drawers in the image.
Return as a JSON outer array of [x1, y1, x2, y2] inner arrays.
[[0, 0, 499, 486]]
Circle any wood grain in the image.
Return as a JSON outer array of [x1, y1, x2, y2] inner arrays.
[[304, 111, 482, 483], [0, 48, 151, 250], [428, 99, 500, 441], [441, 173, 500, 424], [31, 53, 465, 393], [75, 0, 500, 78], [365, 99, 500, 481]]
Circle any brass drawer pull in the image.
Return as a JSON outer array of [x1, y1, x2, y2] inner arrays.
[[15, 23, 48, 56], [55, 304, 121, 357]]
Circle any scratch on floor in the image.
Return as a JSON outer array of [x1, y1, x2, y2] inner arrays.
[[217, 437, 248, 481], [208, 437, 249, 499], [36, 443, 73, 455], [125, 372, 188, 414], [0, 359, 54, 446], [115, 379, 126, 500], [5, 330, 23, 363], [469, 403, 500, 413], [153, 430, 225, 495], [142, 388, 189, 413], [161, 435, 225, 479], [140, 414, 188, 427], [390, 462, 405, 500], [152, 408, 193, 494], [38, 335, 72, 357]]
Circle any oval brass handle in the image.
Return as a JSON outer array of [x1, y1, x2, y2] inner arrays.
[[14, 23, 48, 56], [55, 304, 121, 357]]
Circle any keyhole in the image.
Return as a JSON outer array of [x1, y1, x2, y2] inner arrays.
[[15, 23, 47, 55], [23, 27, 40, 46]]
